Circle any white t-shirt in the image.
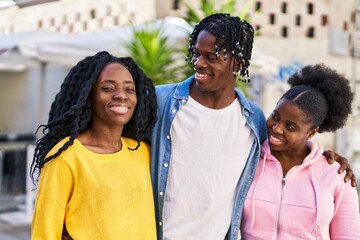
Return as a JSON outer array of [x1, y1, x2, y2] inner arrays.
[[163, 96, 254, 240]]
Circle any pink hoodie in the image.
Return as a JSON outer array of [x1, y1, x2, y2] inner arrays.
[[241, 140, 360, 239]]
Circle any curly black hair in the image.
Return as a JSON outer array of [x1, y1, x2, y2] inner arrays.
[[281, 63, 353, 133], [31, 51, 157, 181], [186, 13, 254, 82]]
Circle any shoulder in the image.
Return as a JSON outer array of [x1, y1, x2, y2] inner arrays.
[[122, 137, 150, 153], [313, 153, 345, 185], [46, 136, 73, 157], [155, 83, 178, 97], [155, 76, 194, 99], [235, 89, 264, 116], [249, 101, 265, 117]]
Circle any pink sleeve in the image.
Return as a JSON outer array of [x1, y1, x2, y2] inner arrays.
[[330, 180, 360, 239]]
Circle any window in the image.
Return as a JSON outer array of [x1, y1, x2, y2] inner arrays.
[[90, 9, 96, 19], [281, 26, 288, 37], [307, 3, 314, 14], [50, 17, 55, 26], [173, 0, 180, 9], [255, 1, 262, 11], [295, 15, 301, 26], [76, 12, 81, 21], [38, 20, 43, 28], [106, 6, 111, 16], [321, 15, 327, 26], [281, 2, 287, 13], [113, 16, 119, 26], [344, 22, 348, 31], [269, 13, 276, 24], [62, 15, 67, 24], [349, 34, 352, 46], [351, 11, 355, 23], [307, 27, 315, 38]]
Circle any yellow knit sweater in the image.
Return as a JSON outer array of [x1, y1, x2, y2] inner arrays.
[[32, 137, 157, 240]]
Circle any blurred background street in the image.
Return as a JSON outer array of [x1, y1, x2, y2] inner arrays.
[[1, 0, 359, 239], [0, 194, 30, 240]]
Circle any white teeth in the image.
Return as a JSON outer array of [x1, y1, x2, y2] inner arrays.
[[109, 106, 128, 114], [270, 135, 282, 142], [196, 72, 208, 78]]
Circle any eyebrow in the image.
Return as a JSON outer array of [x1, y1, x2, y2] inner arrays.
[[193, 47, 216, 54], [100, 79, 135, 84], [273, 110, 299, 128]]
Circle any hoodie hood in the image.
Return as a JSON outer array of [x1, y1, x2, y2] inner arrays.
[[261, 139, 324, 166], [249, 139, 324, 235]]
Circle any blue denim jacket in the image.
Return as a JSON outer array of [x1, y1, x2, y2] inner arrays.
[[150, 76, 267, 240]]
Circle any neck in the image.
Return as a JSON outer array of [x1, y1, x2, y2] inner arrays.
[[77, 125, 124, 154], [271, 146, 310, 176], [189, 82, 237, 109]]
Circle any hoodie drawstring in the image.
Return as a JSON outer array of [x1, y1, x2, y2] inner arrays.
[[250, 152, 267, 230], [310, 164, 319, 237]]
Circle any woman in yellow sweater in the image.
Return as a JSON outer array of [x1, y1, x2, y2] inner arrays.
[[31, 51, 158, 239]]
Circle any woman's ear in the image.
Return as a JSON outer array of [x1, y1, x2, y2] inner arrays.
[[307, 127, 319, 140]]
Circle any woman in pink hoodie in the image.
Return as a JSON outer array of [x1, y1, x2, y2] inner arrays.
[[241, 64, 360, 239]]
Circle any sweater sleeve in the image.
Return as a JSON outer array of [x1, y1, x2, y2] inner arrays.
[[330, 178, 360, 239], [32, 156, 73, 240]]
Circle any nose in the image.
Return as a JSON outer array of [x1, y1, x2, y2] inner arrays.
[[113, 90, 127, 100], [192, 55, 205, 69], [272, 122, 283, 134]]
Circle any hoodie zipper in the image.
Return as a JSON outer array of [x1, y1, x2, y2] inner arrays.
[[276, 178, 286, 240]]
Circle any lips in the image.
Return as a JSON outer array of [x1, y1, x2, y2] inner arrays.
[[195, 72, 210, 78], [108, 105, 129, 114], [268, 134, 285, 145], [195, 70, 214, 80]]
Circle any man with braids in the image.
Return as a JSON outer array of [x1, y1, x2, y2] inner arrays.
[[150, 13, 356, 240], [31, 51, 158, 239], [241, 64, 360, 239]]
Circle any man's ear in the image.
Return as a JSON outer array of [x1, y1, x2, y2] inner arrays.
[[232, 58, 243, 74]]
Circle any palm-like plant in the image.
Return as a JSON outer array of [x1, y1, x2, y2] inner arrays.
[[183, 0, 238, 25], [126, 23, 188, 85]]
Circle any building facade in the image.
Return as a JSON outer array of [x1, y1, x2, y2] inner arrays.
[[1, 0, 360, 163], [0, 0, 156, 34]]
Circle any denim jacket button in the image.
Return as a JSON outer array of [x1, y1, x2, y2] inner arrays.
[[163, 163, 169, 168], [159, 191, 164, 196], [172, 109, 176, 113], [166, 135, 170, 139], [159, 221, 162, 226]]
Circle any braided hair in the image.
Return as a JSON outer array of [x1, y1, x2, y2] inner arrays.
[[186, 13, 254, 82], [31, 51, 157, 181], [281, 63, 353, 133]]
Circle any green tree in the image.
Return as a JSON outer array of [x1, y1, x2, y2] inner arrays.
[[126, 22, 188, 85]]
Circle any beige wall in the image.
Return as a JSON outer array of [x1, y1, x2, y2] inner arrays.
[[1, 0, 359, 156], [0, 0, 156, 34]]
